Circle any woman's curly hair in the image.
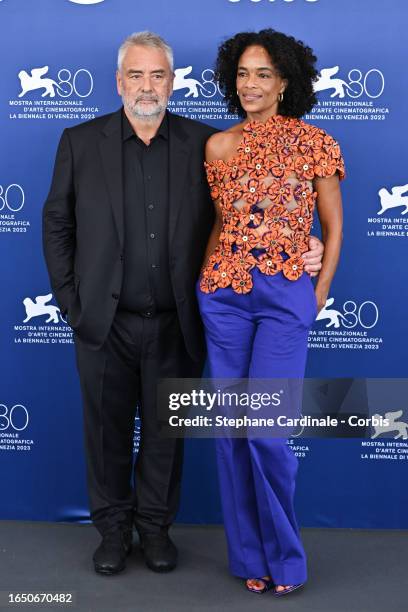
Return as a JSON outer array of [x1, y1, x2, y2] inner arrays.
[[215, 29, 318, 118]]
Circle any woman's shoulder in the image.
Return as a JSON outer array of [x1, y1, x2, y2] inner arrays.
[[297, 118, 340, 144], [205, 122, 246, 162], [295, 118, 345, 179]]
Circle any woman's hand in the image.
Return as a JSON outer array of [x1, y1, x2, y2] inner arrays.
[[302, 236, 324, 277], [315, 287, 328, 314]]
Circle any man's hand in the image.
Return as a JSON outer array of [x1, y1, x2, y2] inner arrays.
[[302, 235, 324, 277]]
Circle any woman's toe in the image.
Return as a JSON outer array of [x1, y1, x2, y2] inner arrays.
[[247, 579, 262, 589], [275, 585, 292, 592]]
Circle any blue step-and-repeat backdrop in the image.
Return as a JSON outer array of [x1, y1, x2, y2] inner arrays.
[[1, 0, 407, 528]]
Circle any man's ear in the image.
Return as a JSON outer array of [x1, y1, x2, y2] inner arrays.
[[168, 71, 175, 97], [116, 70, 122, 97]]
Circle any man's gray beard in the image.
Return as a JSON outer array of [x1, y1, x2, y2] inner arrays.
[[123, 95, 168, 123]]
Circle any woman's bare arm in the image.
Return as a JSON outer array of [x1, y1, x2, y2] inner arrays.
[[314, 173, 343, 311]]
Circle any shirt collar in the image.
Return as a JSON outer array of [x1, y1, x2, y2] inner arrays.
[[122, 109, 169, 142]]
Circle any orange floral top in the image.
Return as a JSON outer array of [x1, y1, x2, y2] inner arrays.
[[199, 114, 345, 294]]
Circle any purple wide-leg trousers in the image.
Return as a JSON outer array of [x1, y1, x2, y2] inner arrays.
[[196, 267, 317, 584]]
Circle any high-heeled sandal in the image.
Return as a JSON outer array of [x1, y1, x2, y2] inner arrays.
[[273, 583, 304, 597], [245, 577, 274, 594]]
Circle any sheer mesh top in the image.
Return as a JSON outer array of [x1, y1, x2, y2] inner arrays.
[[199, 114, 345, 294]]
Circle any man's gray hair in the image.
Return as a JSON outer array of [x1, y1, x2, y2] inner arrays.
[[117, 31, 174, 72]]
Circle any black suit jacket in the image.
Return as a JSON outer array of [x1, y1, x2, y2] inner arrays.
[[42, 109, 218, 361]]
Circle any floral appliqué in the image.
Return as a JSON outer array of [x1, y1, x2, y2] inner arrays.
[[200, 115, 345, 294]]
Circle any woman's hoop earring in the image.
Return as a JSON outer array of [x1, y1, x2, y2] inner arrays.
[[278, 92, 284, 103]]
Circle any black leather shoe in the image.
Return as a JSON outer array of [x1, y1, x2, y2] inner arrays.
[[139, 532, 178, 573], [93, 528, 133, 575]]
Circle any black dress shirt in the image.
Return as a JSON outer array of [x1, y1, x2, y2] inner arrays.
[[119, 110, 176, 315]]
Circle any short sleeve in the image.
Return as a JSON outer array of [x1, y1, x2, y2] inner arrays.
[[313, 130, 345, 181]]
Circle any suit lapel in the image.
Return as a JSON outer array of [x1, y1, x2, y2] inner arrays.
[[168, 112, 190, 250], [99, 109, 124, 249]]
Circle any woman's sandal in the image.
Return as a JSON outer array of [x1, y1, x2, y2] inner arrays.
[[273, 583, 305, 597], [245, 577, 274, 594]]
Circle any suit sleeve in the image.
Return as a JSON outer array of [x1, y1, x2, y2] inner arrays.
[[42, 129, 76, 315]]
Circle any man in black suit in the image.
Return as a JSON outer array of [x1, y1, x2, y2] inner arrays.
[[43, 31, 324, 576]]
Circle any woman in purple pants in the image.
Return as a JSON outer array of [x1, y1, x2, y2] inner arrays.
[[196, 29, 345, 597]]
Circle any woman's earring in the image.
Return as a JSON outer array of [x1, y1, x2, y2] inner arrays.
[[278, 91, 284, 103]]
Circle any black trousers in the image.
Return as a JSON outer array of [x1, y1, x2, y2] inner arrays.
[[74, 309, 203, 536]]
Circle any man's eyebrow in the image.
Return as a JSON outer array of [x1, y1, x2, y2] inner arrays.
[[126, 69, 166, 74]]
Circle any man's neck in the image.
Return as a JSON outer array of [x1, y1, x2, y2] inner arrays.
[[124, 108, 166, 145]]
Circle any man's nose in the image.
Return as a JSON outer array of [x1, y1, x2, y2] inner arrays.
[[141, 76, 153, 91]]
